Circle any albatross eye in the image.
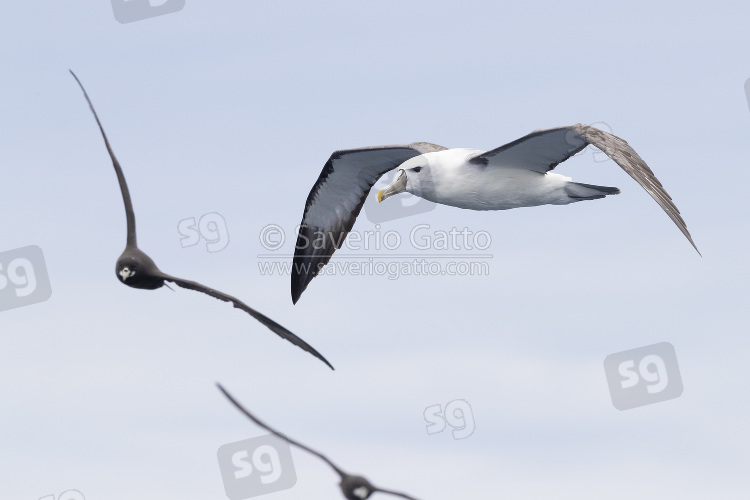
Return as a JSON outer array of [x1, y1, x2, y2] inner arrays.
[[412, 166, 422, 173]]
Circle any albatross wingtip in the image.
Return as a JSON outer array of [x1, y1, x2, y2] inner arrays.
[[691, 241, 702, 257], [290, 273, 308, 305]]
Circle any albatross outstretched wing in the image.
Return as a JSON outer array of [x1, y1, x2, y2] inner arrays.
[[470, 124, 699, 254], [292, 143, 447, 304]]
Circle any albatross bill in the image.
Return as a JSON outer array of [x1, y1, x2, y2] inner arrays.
[[377, 169, 407, 202]]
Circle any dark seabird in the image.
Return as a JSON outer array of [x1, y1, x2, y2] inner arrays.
[[218, 384, 421, 500], [71, 71, 332, 370], [292, 128, 700, 302]]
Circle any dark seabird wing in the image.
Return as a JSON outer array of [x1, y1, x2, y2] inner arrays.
[[217, 384, 346, 476], [292, 143, 447, 304], [219, 384, 423, 500], [161, 274, 333, 369], [70, 70, 137, 248], [469, 124, 699, 254], [371, 487, 421, 500]]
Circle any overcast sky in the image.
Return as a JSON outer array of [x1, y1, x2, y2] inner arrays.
[[1, 2, 749, 499]]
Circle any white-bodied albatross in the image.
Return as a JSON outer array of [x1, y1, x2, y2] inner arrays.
[[292, 124, 699, 303]]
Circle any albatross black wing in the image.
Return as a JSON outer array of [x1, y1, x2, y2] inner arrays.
[[161, 274, 333, 369], [293, 142, 446, 304], [217, 384, 345, 476], [470, 124, 699, 254], [70, 70, 137, 248]]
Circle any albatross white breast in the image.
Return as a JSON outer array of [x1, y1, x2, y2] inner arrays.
[[399, 147, 595, 211]]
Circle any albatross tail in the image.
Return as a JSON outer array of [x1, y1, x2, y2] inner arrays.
[[564, 182, 621, 201]]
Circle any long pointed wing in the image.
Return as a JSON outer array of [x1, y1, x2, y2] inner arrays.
[[292, 142, 447, 304], [159, 273, 333, 369], [217, 384, 346, 477], [71, 70, 137, 248], [373, 486, 422, 500], [470, 124, 699, 254]]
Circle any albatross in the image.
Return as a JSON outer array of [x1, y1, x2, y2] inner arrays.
[[292, 125, 699, 303], [71, 71, 332, 370]]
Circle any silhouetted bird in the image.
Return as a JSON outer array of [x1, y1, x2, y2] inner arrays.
[[218, 384, 421, 500], [71, 71, 332, 370]]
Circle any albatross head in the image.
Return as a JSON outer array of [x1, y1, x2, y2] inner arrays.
[[377, 157, 433, 203]]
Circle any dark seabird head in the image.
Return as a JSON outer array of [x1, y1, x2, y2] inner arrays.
[[340, 475, 376, 500], [115, 247, 164, 290]]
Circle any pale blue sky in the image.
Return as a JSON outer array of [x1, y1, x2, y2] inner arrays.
[[1, 2, 749, 499]]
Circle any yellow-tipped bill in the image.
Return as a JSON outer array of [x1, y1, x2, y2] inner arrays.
[[377, 170, 407, 203]]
